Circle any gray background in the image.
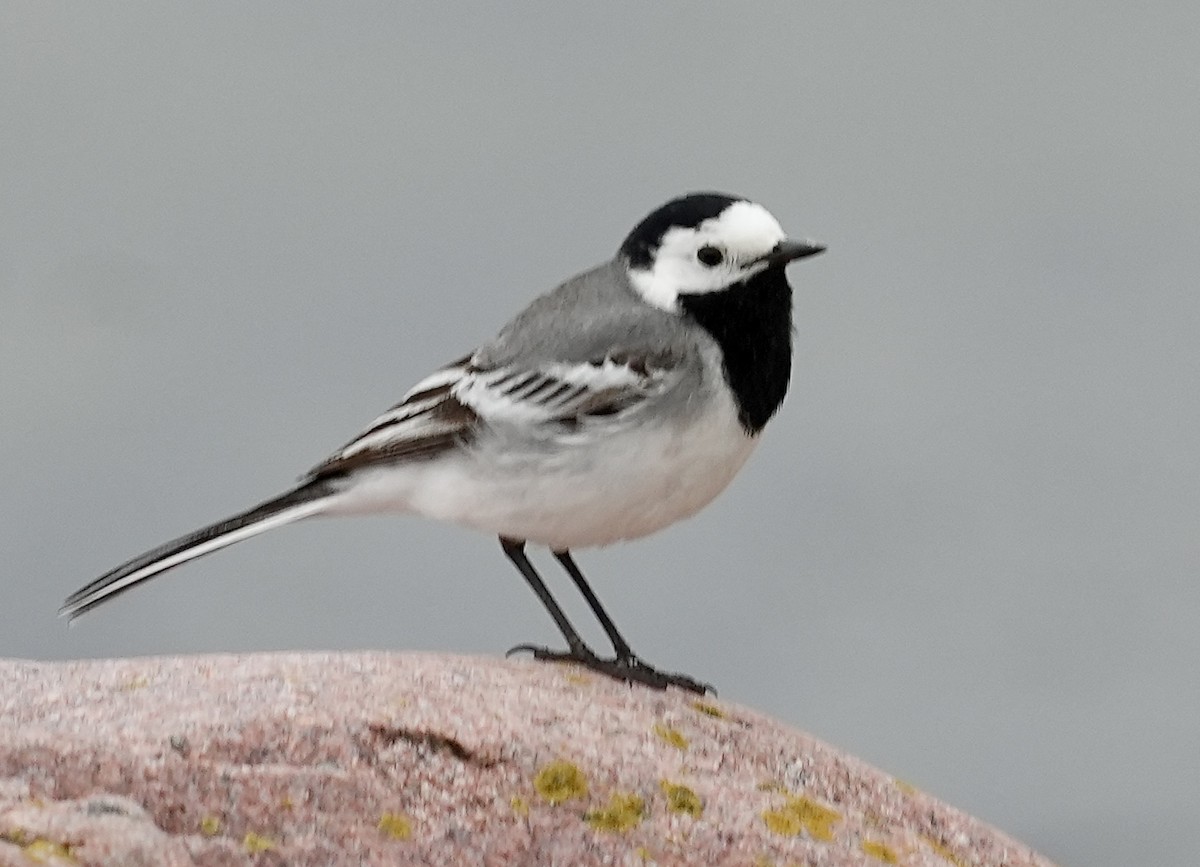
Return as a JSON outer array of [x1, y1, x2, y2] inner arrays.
[[3, 4, 1197, 865]]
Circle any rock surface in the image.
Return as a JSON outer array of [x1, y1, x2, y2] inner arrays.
[[0, 652, 1056, 866]]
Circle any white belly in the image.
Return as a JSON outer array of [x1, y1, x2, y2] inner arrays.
[[333, 389, 758, 550]]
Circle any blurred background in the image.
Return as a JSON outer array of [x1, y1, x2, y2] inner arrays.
[[3, 4, 1197, 864]]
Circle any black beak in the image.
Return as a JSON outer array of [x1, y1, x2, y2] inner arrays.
[[759, 238, 826, 267]]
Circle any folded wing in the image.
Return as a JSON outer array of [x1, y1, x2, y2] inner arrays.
[[306, 348, 681, 480]]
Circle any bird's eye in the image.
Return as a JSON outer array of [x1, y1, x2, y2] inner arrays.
[[696, 246, 724, 267]]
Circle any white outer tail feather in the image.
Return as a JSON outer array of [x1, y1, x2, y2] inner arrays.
[[62, 489, 335, 621]]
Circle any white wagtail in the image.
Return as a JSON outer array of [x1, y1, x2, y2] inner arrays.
[[63, 192, 824, 693]]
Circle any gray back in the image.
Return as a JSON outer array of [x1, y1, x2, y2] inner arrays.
[[474, 260, 702, 370]]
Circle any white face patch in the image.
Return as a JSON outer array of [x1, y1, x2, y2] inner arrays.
[[627, 200, 788, 311]]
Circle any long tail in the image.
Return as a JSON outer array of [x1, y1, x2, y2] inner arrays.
[[62, 480, 340, 621]]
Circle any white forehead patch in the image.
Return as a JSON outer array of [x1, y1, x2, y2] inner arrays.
[[703, 200, 787, 252], [628, 201, 788, 311]]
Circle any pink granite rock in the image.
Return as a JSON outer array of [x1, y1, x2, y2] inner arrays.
[[0, 653, 1055, 866]]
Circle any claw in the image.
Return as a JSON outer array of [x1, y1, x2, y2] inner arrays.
[[506, 643, 712, 694]]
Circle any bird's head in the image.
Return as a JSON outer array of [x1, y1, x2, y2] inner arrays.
[[619, 192, 824, 311]]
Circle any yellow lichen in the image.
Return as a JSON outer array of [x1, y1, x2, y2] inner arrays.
[[534, 760, 589, 805], [563, 671, 592, 685], [510, 796, 529, 816], [861, 839, 900, 863], [761, 795, 840, 841], [584, 792, 645, 833], [922, 835, 968, 867], [762, 807, 803, 837], [653, 723, 689, 750], [21, 839, 76, 864], [378, 812, 413, 840], [893, 778, 918, 795], [659, 780, 703, 818], [121, 676, 149, 691], [690, 700, 726, 718], [242, 832, 276, 853], [635, 845, 656, 863], [199, 816, 222, 836], [1, 828, 29, 846]]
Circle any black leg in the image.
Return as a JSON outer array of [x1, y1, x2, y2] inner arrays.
[[500, 537, 593, 657], [501, 537, 713, 694], [552, 549, 635, 662]]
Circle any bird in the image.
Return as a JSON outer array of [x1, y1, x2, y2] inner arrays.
[[63, 192, 824, 693]]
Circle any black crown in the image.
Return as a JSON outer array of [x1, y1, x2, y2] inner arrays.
[[618, 192, 744, 268]]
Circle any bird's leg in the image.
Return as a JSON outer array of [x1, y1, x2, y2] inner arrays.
[[506, 542, 711, 694], [500, 537, 597, 660], [552, 548, 712, 694], [551, 549, 636, 662]]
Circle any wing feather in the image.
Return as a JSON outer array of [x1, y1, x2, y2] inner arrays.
[[304, 348, 680, 480], [458, 350, 677, 425]]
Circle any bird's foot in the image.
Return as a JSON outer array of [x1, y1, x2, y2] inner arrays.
[[506, 644, 712, 694]]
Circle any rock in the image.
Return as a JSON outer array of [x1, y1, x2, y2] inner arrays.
[[0, 653, 1056, 866]]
